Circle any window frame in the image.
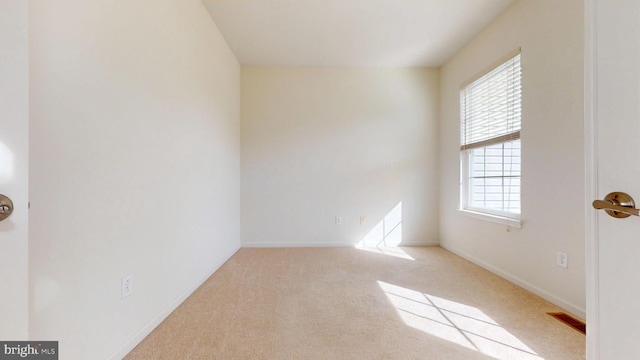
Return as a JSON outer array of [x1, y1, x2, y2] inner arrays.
[[459, 49, 522, 226]]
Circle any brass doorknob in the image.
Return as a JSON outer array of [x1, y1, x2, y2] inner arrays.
[[593, 192, 639, 218], [0, 194, 13, 221]]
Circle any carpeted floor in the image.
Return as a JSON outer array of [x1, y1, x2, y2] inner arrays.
[[125, 247, 585, 360]]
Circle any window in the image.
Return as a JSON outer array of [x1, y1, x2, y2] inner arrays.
[[460, 51, 521, 220]]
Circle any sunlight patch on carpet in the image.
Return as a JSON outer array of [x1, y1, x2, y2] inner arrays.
[[355, 243, 415, 260], [378, 281, 544, 360]]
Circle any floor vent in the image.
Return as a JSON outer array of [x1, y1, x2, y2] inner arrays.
[[547, 312, 586, 335]]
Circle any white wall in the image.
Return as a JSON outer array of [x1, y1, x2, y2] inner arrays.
[[0, 0, 29, 340], [439, 0, 585, 318], [242, 67, 439, 247], [29, 1, 240, 358]]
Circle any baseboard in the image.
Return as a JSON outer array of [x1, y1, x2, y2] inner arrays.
[[440, 243, 586, 320], [242, 242, 353, 248], [108, 243, 241, 360], [399, 241, 439, 247], [241, 240, 439, 248]]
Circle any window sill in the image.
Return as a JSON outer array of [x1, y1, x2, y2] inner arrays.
[[457, 209, 522, 229]]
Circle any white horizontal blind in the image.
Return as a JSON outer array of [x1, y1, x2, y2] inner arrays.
[[461, 53, 521, 150], [461, 52, 522, 217]]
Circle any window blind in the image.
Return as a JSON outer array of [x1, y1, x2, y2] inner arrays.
[[461, 53, 521, 150]]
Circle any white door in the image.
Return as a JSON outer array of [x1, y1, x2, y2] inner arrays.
[[0, 0, 29, 339], [587, 0, 640, 358]]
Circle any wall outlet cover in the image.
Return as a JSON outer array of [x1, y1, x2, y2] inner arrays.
[[121, 274, 133, 299], [557, 251, 568, 269]]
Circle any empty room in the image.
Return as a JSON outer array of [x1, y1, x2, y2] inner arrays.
[[3, 0, 638, 359]]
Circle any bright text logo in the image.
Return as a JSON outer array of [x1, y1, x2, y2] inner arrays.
[[0, 342, 57, 360]]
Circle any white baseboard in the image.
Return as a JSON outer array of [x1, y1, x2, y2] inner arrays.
[[108, 244, 241, 360], [400, 241, 439, 247], [241, 240, 439, 248], [440, 243, 586, 320], [242, 241, 353, 248]]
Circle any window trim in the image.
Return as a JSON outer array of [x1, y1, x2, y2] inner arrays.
[[459, 49, 522, 221], [457, 208, 523, 228]]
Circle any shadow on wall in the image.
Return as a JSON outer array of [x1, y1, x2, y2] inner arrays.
[[356, 202, 415, 260]]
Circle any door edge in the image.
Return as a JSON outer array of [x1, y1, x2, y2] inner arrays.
[[584, 0, 599, 358]]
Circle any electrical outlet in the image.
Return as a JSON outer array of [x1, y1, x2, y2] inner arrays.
[[121, 274, 133, 299], [360, 216, 367, 224], [335, 216, 342, 225], [557, 251, 568, 269]]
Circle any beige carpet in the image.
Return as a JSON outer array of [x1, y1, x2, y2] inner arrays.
[[125, 247, 585, 360]]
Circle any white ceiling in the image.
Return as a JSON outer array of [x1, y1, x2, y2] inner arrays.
[[202, 0, 515, 67]]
